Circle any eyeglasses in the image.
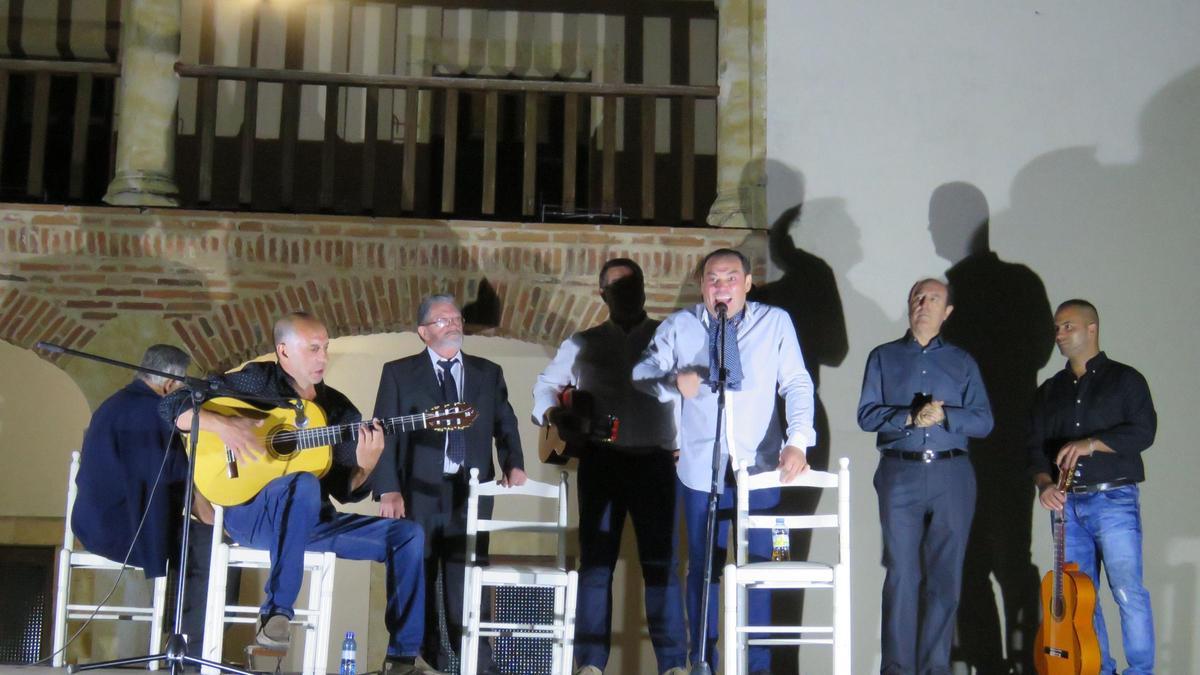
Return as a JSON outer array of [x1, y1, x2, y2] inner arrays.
[[420, 316, 464, 329]]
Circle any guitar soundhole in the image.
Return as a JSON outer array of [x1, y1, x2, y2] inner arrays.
[[265, 425, 300, 460], [1051, 598, 1065, 621]]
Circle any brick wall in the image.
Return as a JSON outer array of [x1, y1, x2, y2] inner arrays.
[[1, 204, 764, 379]]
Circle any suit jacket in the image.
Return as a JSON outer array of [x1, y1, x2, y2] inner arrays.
[[372, 350, 524, 517]]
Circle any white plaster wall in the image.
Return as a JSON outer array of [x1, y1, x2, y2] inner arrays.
[[767, 1, 1200, 672]]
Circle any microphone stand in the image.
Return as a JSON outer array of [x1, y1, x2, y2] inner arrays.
[[691, 304, 728, 675], [37, 341, 292, 675]]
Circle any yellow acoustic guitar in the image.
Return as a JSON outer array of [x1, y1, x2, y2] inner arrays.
[[187, 396, 477, 506]]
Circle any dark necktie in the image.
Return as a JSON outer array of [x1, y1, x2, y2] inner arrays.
[[707, 310, 744, 391], [437, 359, 467, 465]]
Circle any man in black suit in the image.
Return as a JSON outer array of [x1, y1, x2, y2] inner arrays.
[[373, 294, 526, 673]]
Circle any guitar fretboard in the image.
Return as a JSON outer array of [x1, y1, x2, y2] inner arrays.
[[281, 411, 457, 450]]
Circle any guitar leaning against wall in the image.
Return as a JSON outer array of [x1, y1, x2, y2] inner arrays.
[[1034, 468, 1102, 675]]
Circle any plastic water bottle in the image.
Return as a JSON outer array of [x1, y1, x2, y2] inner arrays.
[[339, 631, 357, 675], [771, 517, 790, 561]]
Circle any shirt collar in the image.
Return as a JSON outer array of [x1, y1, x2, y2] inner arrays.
[[1063, 350, 1109, 377], [903, 330, 945, 349], [697, 301, 753, 329], [427, 347, 462, 369]]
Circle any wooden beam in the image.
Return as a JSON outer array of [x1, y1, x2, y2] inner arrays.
[[174, 63, 717, 99], [197, 76, 217, 203], [522, 91, 538, 217], [401, 86, 418, 212], [361, 85, 378, 213], [0, 72, 8, 182], [238, 80, 258, 206], [482, 90, 498, 215], [320, 84, 338, 210], [69, 74, 94, 200], [640, 95, 656, 222], [440, 88, 459, 213], [279, 81, 298, 208], [561, 93, 578, 212], [680, 95, 695, 222], [27, 72, 51, 199], [601, 95, 616, 215]]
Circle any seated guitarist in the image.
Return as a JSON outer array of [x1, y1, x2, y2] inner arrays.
[[161, 312, 442, 675], [532, 258, 687, 675], [1030, 300, 1157, 675]]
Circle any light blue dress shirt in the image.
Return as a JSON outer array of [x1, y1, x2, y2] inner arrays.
[[633, 301, 816, 492]]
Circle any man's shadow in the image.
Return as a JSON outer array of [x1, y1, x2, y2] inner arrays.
[[750, 164, 850, 674], [929, 182, 1053, 675]]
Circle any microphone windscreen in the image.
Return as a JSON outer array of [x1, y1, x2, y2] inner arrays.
[[35, 341, 64, 354], [715, 302, 728, 316]]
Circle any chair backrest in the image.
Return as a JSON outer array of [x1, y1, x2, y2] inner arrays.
[[465, 467, 570, 568], [62, 450, 82, 552], [734, 457, 850, 566]]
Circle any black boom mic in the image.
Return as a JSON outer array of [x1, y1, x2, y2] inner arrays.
[[715, 302, 728, 318]]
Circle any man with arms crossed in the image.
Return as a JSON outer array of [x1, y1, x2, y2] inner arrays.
[[533, 258, 687, 675], [1029, 299, 1156, 674], [634, 248, 814, 675], [373, 294, 525, 674], [857, 278, 993, 675], [162, 312, 436, 674]]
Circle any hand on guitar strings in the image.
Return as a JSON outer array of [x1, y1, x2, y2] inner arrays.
[[354, 419, 385, 472], [217, 415, 267, 464]]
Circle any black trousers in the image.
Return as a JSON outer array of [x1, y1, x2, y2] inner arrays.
[[875, 454, 976, 675], [412, 470, 494, 672]]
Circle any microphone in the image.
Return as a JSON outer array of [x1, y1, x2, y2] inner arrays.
[[715, 302, 728, 319], [35, 341, 65, 354], [293, 400, 308, 428]]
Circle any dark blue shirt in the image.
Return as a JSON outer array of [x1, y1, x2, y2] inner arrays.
[[74, 379, 188, 577], [858, 333, 994, 452], [1027, 351, 1155, 485]]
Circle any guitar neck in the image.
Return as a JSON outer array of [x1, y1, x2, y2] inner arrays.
[[1053, 510, 1065, 603], [291, 413, 435, 450]]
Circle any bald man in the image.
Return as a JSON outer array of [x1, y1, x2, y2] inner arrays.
[[162, 312, 439, 675], [1029, 300, 1156, 674], [858, 279, 994, 675]]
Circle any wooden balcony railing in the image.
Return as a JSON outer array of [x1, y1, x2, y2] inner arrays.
[[175, 64, 718, 224], [0, 58, 120, 203]]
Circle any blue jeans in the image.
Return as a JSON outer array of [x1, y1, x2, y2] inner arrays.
[[679, 472, 777, 673], [575, 449, 687, 672], [223, 473, 426, 658], [1063, 484, 1154, 675]]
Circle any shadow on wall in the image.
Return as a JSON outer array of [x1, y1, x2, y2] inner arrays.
[[929, 181, 1053, 675], [750, 162, 849, 675], [990, 65, 1200, 674]]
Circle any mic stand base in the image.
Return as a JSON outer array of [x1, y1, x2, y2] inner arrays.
[[68, 634, 254, 675]]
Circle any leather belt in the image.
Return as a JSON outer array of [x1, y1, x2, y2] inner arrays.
[[880, 448, 966, 463], [1070, 477, 1136, 494]]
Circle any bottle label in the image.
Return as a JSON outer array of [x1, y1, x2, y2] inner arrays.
[[773, 532, 789, 549], [342, 650, 355, 660]]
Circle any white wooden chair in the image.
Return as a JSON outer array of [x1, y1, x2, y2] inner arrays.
[[200, 503, 336, 675], [52, 450, 168, 668], [722, 457, 851, 675], [460, 467, 579, 675]]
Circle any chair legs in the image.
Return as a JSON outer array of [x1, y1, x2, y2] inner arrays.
[[201, 541, 232, 675], [460, 565, 481, 675], [51, 549, 71, 668], [560, 571, 578, 675], [723, 564, 739, 675]]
